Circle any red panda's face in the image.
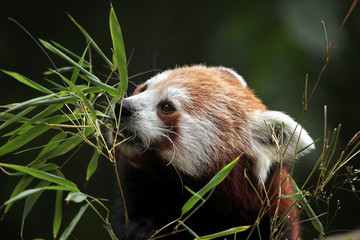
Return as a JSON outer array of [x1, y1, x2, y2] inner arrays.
[[112, 65, 314, 181]]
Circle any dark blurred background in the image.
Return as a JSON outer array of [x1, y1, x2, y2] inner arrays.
[[0, 0, 359, 239]]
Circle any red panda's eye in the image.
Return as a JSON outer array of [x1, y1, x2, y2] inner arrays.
[[159, 102, 175, 114], [139, 84, 147, 93]]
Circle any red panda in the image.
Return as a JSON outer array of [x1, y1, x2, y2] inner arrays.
[[109, 65, 314, 240]]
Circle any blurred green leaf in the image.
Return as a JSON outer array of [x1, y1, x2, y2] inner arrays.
[[0, 106, 34, 131], [109, 5, 128, 94], [67, 14, 113, 69], [86, 148, 101, 182], [40, 39, 120, 97], [50, 41, 91, 67], [21, 180, 51, 236], [1, 70, 54, 94], [181, 157, 239, 216], [65, 191, 87, 203], [0, 163, 78, 190], [58, 203, 89, 240], [3, 175, 33, 214], [4, 104, 62, 137], [292, 180, 324, 233], [29, 132, 67, 167], [3, 186, 74, 207], [195, 225, 251, 240], [53, 190, 63, 239], [34, 128, 93, 163]]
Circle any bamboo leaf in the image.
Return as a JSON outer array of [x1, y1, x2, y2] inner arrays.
[[50, 41, 91, 67], [2, 186, 73, 207], [195, 226, 251, 240], [0, 106, 34, 131], [58, 203, 89, 240], [36, 132, 67, 163], [0, 123, 54, 156], [292, 180, 324, 233], [67, 14, 113, 68], [1, 93, 77, 115], [181, 157, 239, 216], [40, 39, 120, 97], [65, 191, 87, 203], [0, 163, 78, 190], [35, 128, 93, 163], [1, 70, 54, 94], [3, 175, 33, 214], [0, 113, 76, 156], [21, 180, 51, 236], [86, 148, 101, 182], [70, 42, 90, 84], [109, 5, 128, 94], [53, 190, 63, 239], [57, 73, 97, 120]]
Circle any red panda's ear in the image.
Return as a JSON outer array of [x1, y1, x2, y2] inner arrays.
[[249, 111, 315, 183], [214, 66, 248, 87]]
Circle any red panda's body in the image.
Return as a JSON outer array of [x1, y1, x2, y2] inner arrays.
[[110, 65, 314, 239]]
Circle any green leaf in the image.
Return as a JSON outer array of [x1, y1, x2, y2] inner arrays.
[[0, 113, 75, 156], [40, 39, 120, 97], [2, 186, 73, 207], [1, 93, 77, 115], [67, 14, 113, 69], [57, 73, 97, 120], [21, 180, 51, 235], [58, 203, 89, 240], [5, 104, 62, 137], [1, 70, 54, 94], [292, 180, 324, 233], [65, 191, 87, 203], [29, 132, 67, 167], [3, 175, 33, 214], [35, 128, 93, 163], [86, 148, 101, 181], [0, 163, 78, 190], [0, 123, 54, 156], [0, 106, 34, 131], [109, 5, 128, 94], [53, 190, 63, 239], [195, 226, 251, 240], [181, 157, 239, 216], [50, 41, 91, 67]]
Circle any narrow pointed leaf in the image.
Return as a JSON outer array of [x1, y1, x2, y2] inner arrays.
[[86, 148, 101, 181], [58, 203, 89, 240], [21, 180, 51, 235], [40, 39, 120, 97], [182, 157, 239, 216], [195, 226, 251, 240], [51, 41, 91, 67], [1, 70, 54, 94], [0, 106, 34, 131], [53, 190, 63, 239], [3, 175, 33, 214], [29, 132, 67, 167], [292, 180, 324, 233], [3, 186, 73, 207], [65, 191, 87, 203], [36, 128, 93, 162], [0, 163, 78, 190], [109, 5, 128, 94], [67, 14, 113, 68]]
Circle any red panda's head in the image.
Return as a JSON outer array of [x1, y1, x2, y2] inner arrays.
[[111, 65, 314, 183]]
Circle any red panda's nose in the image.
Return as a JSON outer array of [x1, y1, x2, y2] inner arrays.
[[115, 99, 133, 119]]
